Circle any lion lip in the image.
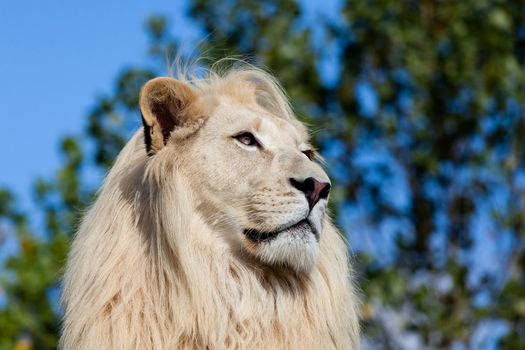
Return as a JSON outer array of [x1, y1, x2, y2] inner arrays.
[[243, 219, 313, 243]]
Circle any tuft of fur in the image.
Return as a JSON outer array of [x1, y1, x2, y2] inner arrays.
[[60, 65, 360, 349]]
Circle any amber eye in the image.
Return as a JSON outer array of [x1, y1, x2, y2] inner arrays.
[[302, 150, 315, 160], [234, 132, 258, 147]]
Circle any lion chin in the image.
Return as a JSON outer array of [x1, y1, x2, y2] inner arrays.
[[241, 211, 324, 272], [60, 63, 360, 350]]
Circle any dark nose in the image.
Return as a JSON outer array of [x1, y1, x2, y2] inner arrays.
[[289, 177, 331, 209]]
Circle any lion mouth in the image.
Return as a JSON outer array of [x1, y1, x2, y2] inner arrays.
[[243, 219, 314, 243]]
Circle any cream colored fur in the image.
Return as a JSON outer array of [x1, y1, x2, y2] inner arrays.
[[60, 65, 360, 349]]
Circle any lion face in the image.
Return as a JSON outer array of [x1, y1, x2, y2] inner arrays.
[[184, 98, 330, 272], [140, 75, 331, 272]]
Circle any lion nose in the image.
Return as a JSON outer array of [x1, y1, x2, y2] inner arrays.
[[289, 177, 331, 209]]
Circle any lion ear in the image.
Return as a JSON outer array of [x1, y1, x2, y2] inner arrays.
[[139, 77, 196, 154]]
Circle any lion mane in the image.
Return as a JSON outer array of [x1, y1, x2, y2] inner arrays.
[[60, 64, 360, 349]]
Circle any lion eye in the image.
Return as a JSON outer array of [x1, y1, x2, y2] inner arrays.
[[302, 150, 315, 160], [234, 132, 258, 147]]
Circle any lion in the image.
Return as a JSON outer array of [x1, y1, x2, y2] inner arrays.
[[60, 63, 360, 349]]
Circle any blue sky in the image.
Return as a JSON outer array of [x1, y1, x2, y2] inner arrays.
[[0, 0, 199, 208]]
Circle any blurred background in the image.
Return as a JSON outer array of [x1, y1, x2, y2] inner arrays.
[[1, 0, 524, 349]]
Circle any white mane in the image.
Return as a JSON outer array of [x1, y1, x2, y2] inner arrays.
[[60, 67, 360, 349]]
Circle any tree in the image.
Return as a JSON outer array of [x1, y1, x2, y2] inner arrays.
[[1, 1, 524, 348]]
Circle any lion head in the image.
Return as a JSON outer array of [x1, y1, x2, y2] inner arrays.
[[140, 69, 331, 272], [61, 64, 359, 350]]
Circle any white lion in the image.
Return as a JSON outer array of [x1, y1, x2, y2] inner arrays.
[[60, 63, 360, 349]]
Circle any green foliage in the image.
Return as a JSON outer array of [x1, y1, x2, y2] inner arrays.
[[0, 189, 65, 349], [1, 1, 524, 348]]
